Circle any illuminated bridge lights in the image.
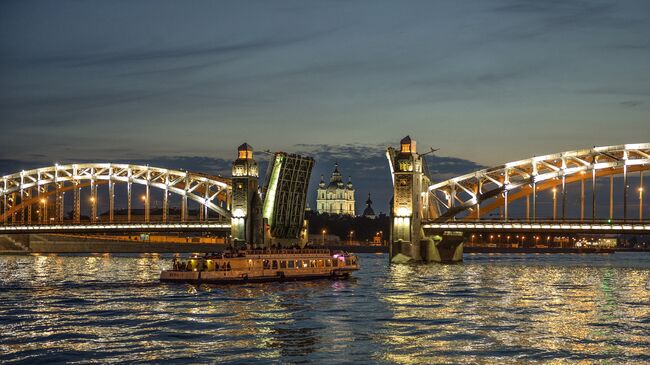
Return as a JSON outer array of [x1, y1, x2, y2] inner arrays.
[[0, 163, 233, 224], [428, 143, 650, 221], [0, 222, 231, 234], [422, 222, 650, 234]]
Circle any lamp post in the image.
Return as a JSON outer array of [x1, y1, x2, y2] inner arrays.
[[552, 187, 557, 221], [322, 229, 326, 245], [90, 196, 96, 223], [40, 198, 46, 224], [141, 195, 148, 222], [640, 187, 644, 221], [349, 230, 354, 245]]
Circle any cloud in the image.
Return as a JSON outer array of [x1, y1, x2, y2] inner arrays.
[[620, 100, 644, 108]]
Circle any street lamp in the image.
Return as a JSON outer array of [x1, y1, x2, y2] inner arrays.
[[349, 230, 354, 245], [322, 229, 326, 245], [639, 187, 644, 221], [40, 198, 46, 224], [552, 187, 557, 221]]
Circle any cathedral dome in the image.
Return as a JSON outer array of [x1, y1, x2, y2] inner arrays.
[[362, 193, 375, 218]]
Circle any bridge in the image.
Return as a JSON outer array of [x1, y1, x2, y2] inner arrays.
[[387, 138, 650, 262], [1, 139, 648, 257], [0, 143, 313, 249], [1, 163, 232, 225]]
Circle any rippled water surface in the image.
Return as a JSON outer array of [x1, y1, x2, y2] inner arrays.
[[1, 252, 649, 364]]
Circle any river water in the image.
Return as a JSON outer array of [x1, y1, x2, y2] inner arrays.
[[1, 252, 649, 364]]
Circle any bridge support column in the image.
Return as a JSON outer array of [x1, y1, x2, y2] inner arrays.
[[127, 181, 132, 223], [27, 188, 32, 225], [503, 190, 509, 221], [609, 175, 614, 220], [58, 191, 64, 223], [37, 188, 43, 224], [181, 195, 187, 222], [55, 185, 61, 223], [9, 193, 16, 224], [592, 168, 597, 222], [623, 162, 628, 221], [561, 175, 566, 221], [109, 180, 114, 223], [144, 184, 150, 223], [640, 171, 644, 221], [2, 182, 7, 225], [203, 183, 209, 221], [2, 197, 6, 225], [581, 173, 585, 222], [90, 180, 97, 223], [162, 188, 168, 222], [532, 182, 537, 221], [74, 184, 80, 224]]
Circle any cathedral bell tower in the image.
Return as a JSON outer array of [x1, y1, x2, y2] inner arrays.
[[231, 143, 263, 247]]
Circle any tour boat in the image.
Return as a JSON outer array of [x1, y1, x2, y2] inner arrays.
[[160, 248, 360, 284]]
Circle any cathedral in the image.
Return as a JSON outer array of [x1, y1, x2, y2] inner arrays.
[[316, 163, 355, 216]]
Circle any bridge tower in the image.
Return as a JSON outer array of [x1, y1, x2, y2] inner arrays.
[[387, 136, 463, 263], [387, 136, 427, 261], [231, 143, 263, 248]]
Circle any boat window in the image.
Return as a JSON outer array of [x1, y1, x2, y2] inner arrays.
[[332, 259, 338, 267], [317, 260, 324, 267], [325, 259, 331, 267], [288, 260, 295, 269], [297, 260, 303, 268], [280, 260, 287, 269], [272, 260, 278, 269], [310, 260, 316, 268], [263, 260, 270, 269]]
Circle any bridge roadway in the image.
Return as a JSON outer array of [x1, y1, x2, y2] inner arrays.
[[0, 221, 231, 234], [423, 220, 650, 235]]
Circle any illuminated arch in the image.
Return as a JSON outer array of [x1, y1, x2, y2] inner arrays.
[[428, 144, 650, 221], [1, 163, 232, 222]]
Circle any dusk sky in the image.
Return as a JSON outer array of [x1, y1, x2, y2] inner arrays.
[[1, 0, 649, 213]]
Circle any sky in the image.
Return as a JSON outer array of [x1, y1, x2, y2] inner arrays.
[[1, 0, 649, 213]]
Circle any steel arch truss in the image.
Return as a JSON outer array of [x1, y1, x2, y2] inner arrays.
[[428, 144, 650, 221], [1, 163, 232, 222]]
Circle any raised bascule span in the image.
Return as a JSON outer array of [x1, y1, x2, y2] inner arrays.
[[387, 138, 650, 263]]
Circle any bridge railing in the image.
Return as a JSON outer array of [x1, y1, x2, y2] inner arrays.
[[436, 218, 649, 225]]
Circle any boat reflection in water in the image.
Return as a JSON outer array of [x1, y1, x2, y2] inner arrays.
[[161, 249, 360, 284]]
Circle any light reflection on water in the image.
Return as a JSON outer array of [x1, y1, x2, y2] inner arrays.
[[0, 253, 648, 364]]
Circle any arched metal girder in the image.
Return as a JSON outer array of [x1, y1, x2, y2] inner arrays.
[[1, 163, 232, 219], [428, 143, 650, 221]]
